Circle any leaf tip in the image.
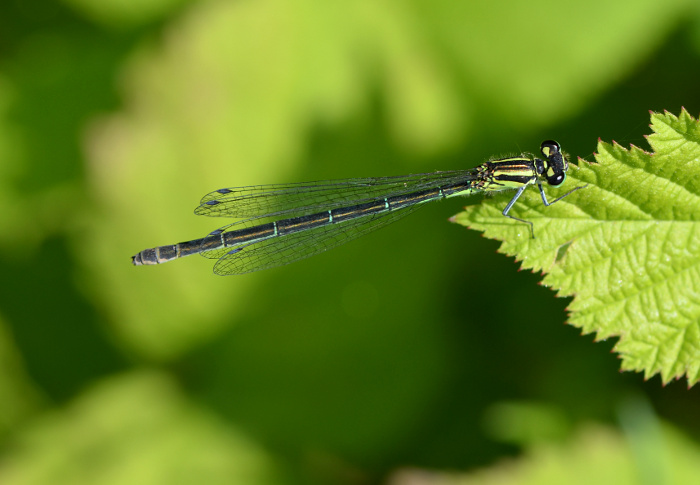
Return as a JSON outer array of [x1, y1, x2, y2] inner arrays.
[[576, 155, 597, 165]]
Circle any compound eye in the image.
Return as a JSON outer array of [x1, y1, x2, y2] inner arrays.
[[540, 140, 561, 159], [547, 172, 566, 187]]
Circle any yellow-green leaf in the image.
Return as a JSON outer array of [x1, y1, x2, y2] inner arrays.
[[453, 109, 700, 386]]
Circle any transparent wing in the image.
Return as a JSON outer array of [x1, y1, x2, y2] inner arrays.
[[195, 170, 477, 220], [209, 203, 425, 275]]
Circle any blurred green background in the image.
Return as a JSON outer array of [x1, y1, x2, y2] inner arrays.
[[2, 0, 700, 484]]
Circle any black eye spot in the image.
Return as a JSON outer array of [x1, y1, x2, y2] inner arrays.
[[548, 173, 565, 187]]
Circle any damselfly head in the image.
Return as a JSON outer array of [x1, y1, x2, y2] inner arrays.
[[539, 140, 568, 187]]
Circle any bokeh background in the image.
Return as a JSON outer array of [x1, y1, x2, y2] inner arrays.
[[2, 0, 700, 484]]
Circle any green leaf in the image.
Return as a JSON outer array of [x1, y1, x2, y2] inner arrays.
[[0, 372, 286, 485], [390, 421, 700, 485], [452, 109, 700, 386]]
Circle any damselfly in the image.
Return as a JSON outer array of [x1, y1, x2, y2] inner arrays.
[[132, 140, 585, 275]]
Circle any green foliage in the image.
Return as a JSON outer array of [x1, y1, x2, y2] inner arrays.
[[0, 372, 285, 485], [3, 0, 700, 483], [453, 109, 700, 386], [398, 421, 700, 485]]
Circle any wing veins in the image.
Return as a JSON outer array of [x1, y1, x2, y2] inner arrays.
[[208, 203, 425, 274], [195, 170, 476, 219]]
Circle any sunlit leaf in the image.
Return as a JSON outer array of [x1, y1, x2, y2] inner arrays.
[[454, 109, 700, 385]]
